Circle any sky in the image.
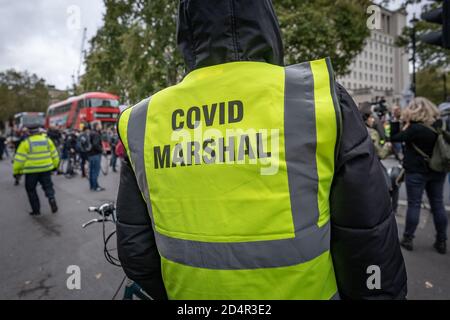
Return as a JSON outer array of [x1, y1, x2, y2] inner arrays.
[[0, 0, 104, 89], [0, 0, 429, 90]]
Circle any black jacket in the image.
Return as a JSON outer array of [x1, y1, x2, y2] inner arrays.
[[88, 130, 103, 156], [116, 0, 407, 300], [391, 121, 439, 174]]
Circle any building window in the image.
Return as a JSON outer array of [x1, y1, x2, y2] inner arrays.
[[365, 74, 368, 81], [370, 63, 373, 70], [370, 52, 373, 59], [387, 16, 391, 34]]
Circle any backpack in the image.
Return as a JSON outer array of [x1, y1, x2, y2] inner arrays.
[[78, 133, 92, 153], [412, 122, 450, 172]]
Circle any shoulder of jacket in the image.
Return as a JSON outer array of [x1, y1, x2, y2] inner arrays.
[[117, 96, 152, 143]]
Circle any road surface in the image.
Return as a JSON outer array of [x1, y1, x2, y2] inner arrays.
[[0, 156, 449, 299]]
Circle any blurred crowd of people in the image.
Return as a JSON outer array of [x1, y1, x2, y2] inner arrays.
[[0, 121, 125, 192], [360, 97, 449, 254]]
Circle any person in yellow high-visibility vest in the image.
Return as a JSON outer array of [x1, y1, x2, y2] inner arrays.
[[115, 0, 407, 300], [13, 124, 59, 216]]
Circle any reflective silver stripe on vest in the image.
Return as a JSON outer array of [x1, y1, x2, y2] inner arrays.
[[127, 98, 154, 219], [28, 155, 52, 161], [285, 61, 320, 234], [126, 63, 334, 270], [24, 163, 54, 170], [154, 222, 330, 270]]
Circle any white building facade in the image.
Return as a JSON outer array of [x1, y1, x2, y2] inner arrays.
[[337, 6, 410, 107]]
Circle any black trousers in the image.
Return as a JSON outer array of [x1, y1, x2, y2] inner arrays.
[[25, 171, 55, 213], [80, 152, 88, 177]]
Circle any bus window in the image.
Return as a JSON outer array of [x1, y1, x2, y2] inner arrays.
[[87, 98, 119, 108]]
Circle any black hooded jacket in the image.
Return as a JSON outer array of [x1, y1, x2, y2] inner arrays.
[[116, 0, 407, 300]]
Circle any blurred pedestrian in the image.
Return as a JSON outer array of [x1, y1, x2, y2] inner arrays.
[[88, 121, 104, 191], [360, 106, 401, 214], [77, 126, 91, 178], [13, 124, 59, 215], [109, 127, 119, 172], [390, 105, 404, 161], [0, 132, 6, 160], [13, 128, 29, 185], [47, 126, 62, 148], [115, 140, 125, 160], [391, 97, 448, 254], [63, 130, 78, 177]]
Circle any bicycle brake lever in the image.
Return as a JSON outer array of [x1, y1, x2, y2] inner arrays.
[[82, 218, 105, 228]]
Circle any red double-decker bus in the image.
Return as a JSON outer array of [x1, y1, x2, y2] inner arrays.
[[46, 92, 120, 130]]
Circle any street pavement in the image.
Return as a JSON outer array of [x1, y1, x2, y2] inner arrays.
[[0, 157, 124, 300], [382, 158, 450, 300], [0, 155, 449, 299]]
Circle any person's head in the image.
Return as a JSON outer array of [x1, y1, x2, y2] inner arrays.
[[360, 105, 375, 128], [177, 0, 284, 72], [92, 121, 102, 132], [391, 105, 401, 119], [404, 97, 440, 125], [24, 124, 41, 135]]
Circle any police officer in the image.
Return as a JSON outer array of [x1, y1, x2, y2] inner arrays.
[[13, 124, 59, 216], [116, 0, 407, 300]]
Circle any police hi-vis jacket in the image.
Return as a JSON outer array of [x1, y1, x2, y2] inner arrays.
[[13, 133, 60, 175]]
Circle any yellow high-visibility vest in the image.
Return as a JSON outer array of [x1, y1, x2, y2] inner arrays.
[[119, 58, 341, 299], [13, 133, 60, 175]]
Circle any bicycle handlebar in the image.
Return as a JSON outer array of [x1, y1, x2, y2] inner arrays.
[[83, 202, 116, 227]]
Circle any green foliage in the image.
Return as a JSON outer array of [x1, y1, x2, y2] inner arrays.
[[274, 0, 371, 75], [416, 67, 450, 105], [82, 0, 371, 104], [396, 1, 450, 69], [81, 0, 183, 103], [0, 70, 50, 123]]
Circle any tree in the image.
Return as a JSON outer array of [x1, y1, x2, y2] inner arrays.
[[416, 67, 450, 105], [0, 70, 50, 124], [396, 7, 450, 69], [82, 0, 372, 104], [394, 0, 450, 103], [274, 0, 371, 75]]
